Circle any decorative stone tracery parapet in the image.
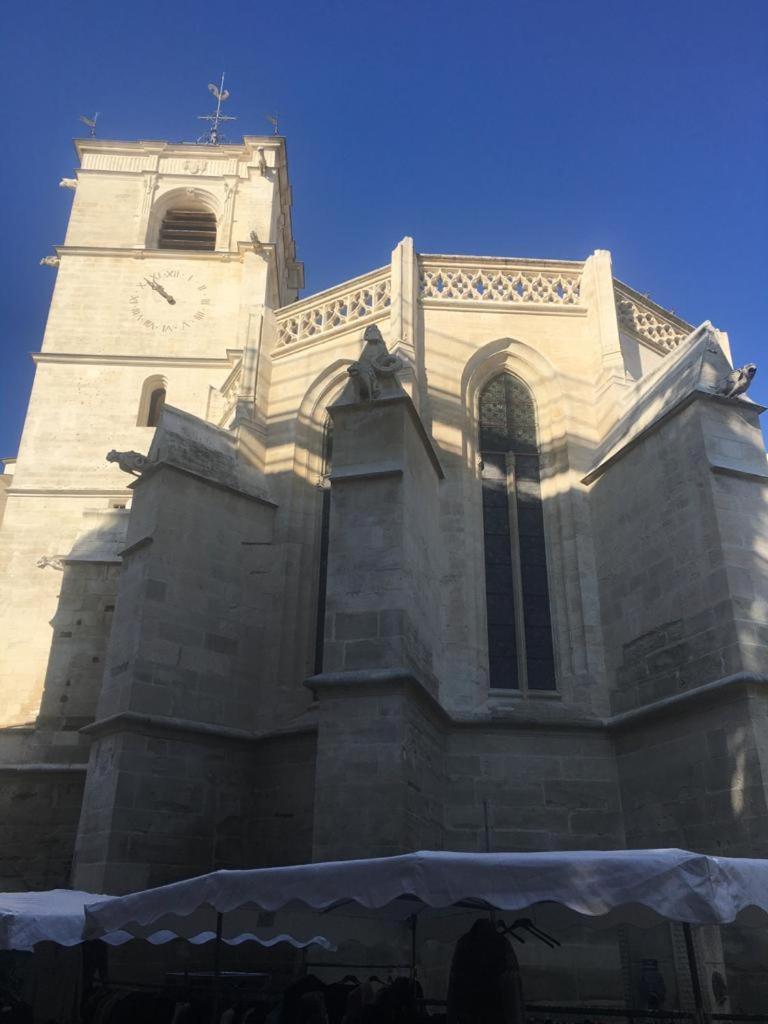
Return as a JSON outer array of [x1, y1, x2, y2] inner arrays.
[[419, 257, 583, 305], [614, 281, 692, 352], [275, 267, 392, 348]]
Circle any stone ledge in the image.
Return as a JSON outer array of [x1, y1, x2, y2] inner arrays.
[[80, 710, 317, 747], [32, 352, 238, 368], [583, 390, 765, 485], [329, 465, 403, 484], [304, 669, 603, 733], [0, 763, 87, 774], [132, 459, 278, 508], [306, 669, 768, 737], [607, 671, 768, 732], [711, 464, 768, 484], [420, 300, 588, 318], [119, 535, 153, 559]]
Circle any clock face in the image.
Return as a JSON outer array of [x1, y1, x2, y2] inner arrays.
[[128, 270, 210, 333]]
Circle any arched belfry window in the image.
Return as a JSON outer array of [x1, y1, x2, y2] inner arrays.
[[158, 206, 217, 251], [137, 375, 167, 427], [314, 419, 334, 674], [479, 373, 556, 691]]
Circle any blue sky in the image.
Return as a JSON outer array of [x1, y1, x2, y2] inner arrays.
[[1, 0, 766, 458]]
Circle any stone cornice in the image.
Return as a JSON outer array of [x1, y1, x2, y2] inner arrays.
[[305, 669, 602, 733], [583, 389, 765, 485], [131, 459, 278, 508], [32, 351, 239, 368], [55, 245, 243, 263], [74, 135, 286, 162], [420, 300, 587, 317], [305, 669, 768, 736], [419, 253, 585, 271], [608, 672, 768, 732], [6, 488, 131, 498], [79, 710, 316, 747]]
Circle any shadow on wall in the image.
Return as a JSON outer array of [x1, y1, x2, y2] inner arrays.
[[0, 516, 126, 890]]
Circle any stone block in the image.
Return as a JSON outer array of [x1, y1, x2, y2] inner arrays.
[[334, 611, 379, 641]]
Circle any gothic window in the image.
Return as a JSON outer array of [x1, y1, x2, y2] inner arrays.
[[137, 376, 167, 427], [158, 206, 217, 251], [479, 373, 556, 691], [313, 420, 334, 674]]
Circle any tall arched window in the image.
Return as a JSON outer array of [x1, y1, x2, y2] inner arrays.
[[158, 206, 217, 251], [313, 420, 334, 674], [479, 373, 556, 691], [137, 375, 167, 427]]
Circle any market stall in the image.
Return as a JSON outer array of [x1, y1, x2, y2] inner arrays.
[[82, 848, 768, 1020]]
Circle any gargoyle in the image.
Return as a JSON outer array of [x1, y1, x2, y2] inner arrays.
[[716, 363, 757, 399], [347, 325, 406, 401], [36, 556, 64, 571], [106, 450, 150, 476]]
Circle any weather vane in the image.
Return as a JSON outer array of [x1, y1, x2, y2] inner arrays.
[[78, 113, 99, 137], [265, 113, 283, 135], [197, 73, 236, 145]]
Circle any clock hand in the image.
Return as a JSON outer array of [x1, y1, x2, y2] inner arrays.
[[155, 284, 176, 304], [143, 277, 176, 304]]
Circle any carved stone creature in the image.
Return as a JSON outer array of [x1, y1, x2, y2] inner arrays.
[[39, 256, 60, 268], [717, 363, 757, 399], [347, 324, 406, 401], [37, 556, 64, 571], [106, 450, 149, 476], [58, 178, 77, 189]]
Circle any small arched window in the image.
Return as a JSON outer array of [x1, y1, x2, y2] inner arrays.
[[137, 376, 167, 427], [146, 387, 166, 427], [158, 206, 217, 251], [479, 373, 556, 691]]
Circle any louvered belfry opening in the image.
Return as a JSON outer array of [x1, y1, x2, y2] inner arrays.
[[158, 206, 217, 251]]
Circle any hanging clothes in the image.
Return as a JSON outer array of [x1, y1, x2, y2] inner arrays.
[[447, 919, 524, 1024]]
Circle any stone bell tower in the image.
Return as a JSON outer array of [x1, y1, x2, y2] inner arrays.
[[0, 133, 303, 888]]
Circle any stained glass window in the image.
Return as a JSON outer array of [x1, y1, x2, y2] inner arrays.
[[479, 373, 556, 690]]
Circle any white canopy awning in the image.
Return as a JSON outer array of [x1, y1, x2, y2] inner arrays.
[[0, 890, 132, 951], [0, 889, 333, 952], [83, 848, 768, 949]]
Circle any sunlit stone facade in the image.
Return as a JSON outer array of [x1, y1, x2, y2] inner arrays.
[[1, 136, 766, 1010]]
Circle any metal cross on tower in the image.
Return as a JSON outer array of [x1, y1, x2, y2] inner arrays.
[[197, 73, 236, 145]]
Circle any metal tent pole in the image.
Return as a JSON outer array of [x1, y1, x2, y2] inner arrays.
[[682, 922, 707, 1019], [210, 911, 224, 1024]]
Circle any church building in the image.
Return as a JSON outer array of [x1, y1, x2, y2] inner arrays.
[[0, 128, 766, 1008]]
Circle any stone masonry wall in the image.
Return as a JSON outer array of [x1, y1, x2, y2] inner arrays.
[[0, 767, 85, 889], [36, 561, 121, 731], [322, 396, 443, 690], [445, 724, 623, 852], [615, 691, 768, 856], [73, 726, 316, 893], [591, 401, 744, 715]]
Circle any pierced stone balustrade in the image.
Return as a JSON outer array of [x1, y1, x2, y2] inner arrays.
[[275, 267, 391, 349], [614, 281, 692, 352], [419, 257, 583, 305]]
